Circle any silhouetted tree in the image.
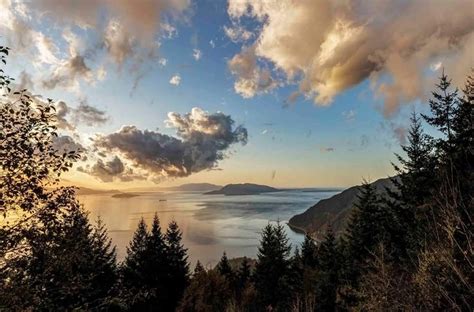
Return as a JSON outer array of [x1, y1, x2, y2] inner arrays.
[[314, 227, 340, 312], [387, 112, 436, 262], [301, 233, 318, 268], [217, 251, 234, 281], [254, 222, 292, 311], [164, 220, 190, 311]]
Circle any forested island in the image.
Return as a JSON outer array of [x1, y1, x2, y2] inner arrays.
[[205, 183, 281, 195], [1, 42, 473, 312]]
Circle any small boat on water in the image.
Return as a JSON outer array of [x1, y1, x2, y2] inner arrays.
[[159, 199, 167, 202]]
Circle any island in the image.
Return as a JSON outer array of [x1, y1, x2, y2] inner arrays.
[[111, 193, 140, 198], [205, 183, 281, 196]]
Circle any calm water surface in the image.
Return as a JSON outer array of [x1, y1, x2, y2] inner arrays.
[[78, 189, 339, 267]]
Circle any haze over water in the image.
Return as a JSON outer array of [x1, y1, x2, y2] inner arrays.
[[79, 189, 340, 266]]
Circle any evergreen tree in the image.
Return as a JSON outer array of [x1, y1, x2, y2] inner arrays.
[[344, 181, 391, 283], [254, 222, 292, 311], [90, 217, 118, 306], [301, 233, 318, 268], [217, 251, 234, 281], [164, 220, 190, 311], [194, 260, 205, 275], [145, 214, 169, 307], [387, 112, 436, 262], [121, 218, 150, 308], [422, 70, 459, 154], [314, 227, 340, 312], [237, 257, 252, 287]]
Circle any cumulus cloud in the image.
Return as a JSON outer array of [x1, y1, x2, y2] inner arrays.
[[55, 100, 109, 130], [169, 74, 181, 85], [89, 107, 247, 182], [228, 46, 277, 98], [227, 0, 474, 116]]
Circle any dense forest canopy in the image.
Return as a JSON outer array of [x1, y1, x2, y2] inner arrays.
[[0, 41, 473, 312]]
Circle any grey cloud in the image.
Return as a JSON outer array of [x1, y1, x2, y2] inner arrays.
[[91, 107, 247, 181], [42, 55, 92, 90], [73, 100, 109, 126], [78, 156, 146, 182], [320, 147, 335, 153], [52, 135, 84, 153], [55, 100, 109, 129]]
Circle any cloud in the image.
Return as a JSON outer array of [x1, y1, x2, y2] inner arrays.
[[192, 49, 202, 61], [224, 25, 253, 42], [52, 135, 84, 154], [89, 107, 247, 182], [42, 55, 93, 90], [209, 40, 215, 48], [342, 110, 356, 122], [158, 57, 168, 66], [169, 74, 181, 86], [320, 147, 335, 153], [0, 0, 191, 92], [55, 100, 109, 130], [78, 156, 146, 182], [227, 0, 474, 116], [228, 46, 277, 98]]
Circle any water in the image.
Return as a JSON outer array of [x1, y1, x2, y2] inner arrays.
[[78, 189, 339, 267]]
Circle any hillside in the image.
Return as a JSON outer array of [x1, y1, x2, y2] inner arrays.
[[205, 183, 280, 195], [288, 177, 394, 239]]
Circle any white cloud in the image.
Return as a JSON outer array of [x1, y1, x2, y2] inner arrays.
[[224, 25, 253, 42], [158, 57, 168, 66], [192, 49, 202, 61], [169, 74, 181, 86], [227, 0, 474, 117], [342, 110, 356, 122]]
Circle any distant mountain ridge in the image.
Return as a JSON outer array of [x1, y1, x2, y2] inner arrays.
[[288, 177, 394, 239], [205, 183, 280, 195], [163, 183, 221, 192]]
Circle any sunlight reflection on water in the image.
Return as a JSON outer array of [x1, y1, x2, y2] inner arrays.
[[78, 189, 339, 267]]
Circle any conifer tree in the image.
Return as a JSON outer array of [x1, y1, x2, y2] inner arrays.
[[314, 227, 340, 312], [164, 220, 190, 311], [254, 222, 292, 311], [237, 257, 252, 287], [121, 217, 149, 308], [301, 233, 318, 268], [145, 214, 169, 306], [217, 252, 234, 281], [90, 217, 118, 305], [422, 70, 459, 154], [194, 260, 205, 275], [387, 112, 436, 262], [344, 181, 391, 282]]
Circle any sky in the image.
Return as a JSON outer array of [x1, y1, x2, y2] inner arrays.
[[1, 0, 473, 189]]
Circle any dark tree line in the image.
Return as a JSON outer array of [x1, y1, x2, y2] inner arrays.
[[1, 46, 472, 311]]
